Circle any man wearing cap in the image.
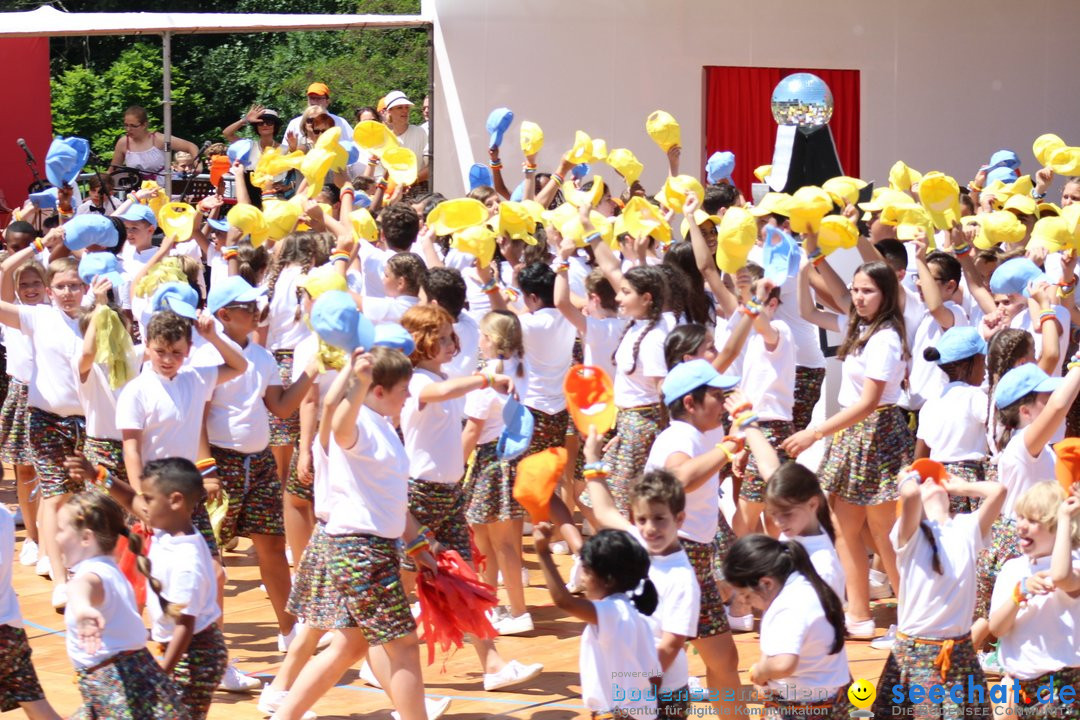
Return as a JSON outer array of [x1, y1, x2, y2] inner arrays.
[[382, 90, 430, 184], [283, 82, 354, 144]]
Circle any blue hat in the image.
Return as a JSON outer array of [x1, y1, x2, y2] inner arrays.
[[29, 187, 58, 210], [485, 107, 514, 149], [117, 203, 158, 228], [206, 275, 265, 314], [989, 258, 1048, 298], [510, 180, 525, 202], [151, 282, 199, 320], [987, 149, 1020, 171], [340, 140, 361, 166], [372, 323, 415, 356], [78, 252, 123, 288], [64, 214, 120, 251], [662, 358, 739, 405], [353, 192, 372, 209], [469, 163, 493, 191], [706, 151, 736, 185], [45, 136, 90, 188], [310, 290, 374, 354], [227, 138, 254, 169], [932, 326, 987, 365], [995, 363, 1062, 408], [571, 163, 590, 180], [497, 395, 534, 461], [206, 217, 229, 233], [985, 166, 1020, 186], [762, 225, 799, 286]]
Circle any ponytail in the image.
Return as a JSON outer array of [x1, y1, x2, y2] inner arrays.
[[918, 521, 943, 575], [580, 529, 657, 616], [123, 528, 181, 620], [628, 578, 659, 616], [765, 462, 836, 543]]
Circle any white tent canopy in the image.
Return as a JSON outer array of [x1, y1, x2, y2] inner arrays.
[[0, 5, 433, 192]]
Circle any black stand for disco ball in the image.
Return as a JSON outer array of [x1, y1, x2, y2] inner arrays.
[[768, 124, 843, 194]]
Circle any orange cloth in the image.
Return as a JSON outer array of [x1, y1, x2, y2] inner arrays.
[[1053, 438, 1080, 495], [513, 448, 567, 523], [896, 631, 955, 683]]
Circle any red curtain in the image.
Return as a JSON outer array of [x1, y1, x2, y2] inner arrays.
[[0, 38, 52, 223], [703, 66, 859, 195]]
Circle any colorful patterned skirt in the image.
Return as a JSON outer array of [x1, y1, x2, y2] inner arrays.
[[975, 517, 1020, 620], [872, 633, 990, 719], [1014, 666, 1080, 720], [0, 624, 45, 711], [287, 522, 348, 629], [765, 685, 852, 720], [657, 685, 690, 719], [464, 440, 525, 525], [941, 459, 993, 515], [0, 380, 31, 465], [211, 445, 284, 546], [168, 625, 228, 720], [525, 406, 569, 455], [792, 366, 826, 432], [26, 406, 85, 498], [73, 648, 189, 720], [406, 479, 472, 566], [741, 420, 794, 502], [83, 436, 124, 478], [712, 510, 738, 583], [269, 349, 300, 445], [580, 404, 667, 516], [681, 537, 729, 638], [819, 406, 913, 506], [325, 532, 415, 646]]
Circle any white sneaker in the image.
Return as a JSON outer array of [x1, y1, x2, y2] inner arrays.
[[483, 659, 543, 691], [35, 555, 51, 579], [494, 612, 534, 636], [357, 659, 382, 689], [391, 696, 451, 720], [257, 686, 316, 718], [845, 616, 876, 640], [870, 624, 897, 651], [218, 661, 262, 692], [869, 569, 893, 600], [19, 539, 38, 566], [550, 541, 569, 555], [51, 583, 67, 611], [565, 556, 584, 594], [486, 605, 510, 625], [726, 611, 755, 633], [277, 626, 296, 653], [979, 648, 1005, 677]]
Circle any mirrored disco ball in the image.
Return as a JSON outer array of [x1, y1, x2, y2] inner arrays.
[[771, 73, 834, 128]]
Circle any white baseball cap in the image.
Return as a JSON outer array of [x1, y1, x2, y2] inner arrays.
[[383, 90, 414, 111]]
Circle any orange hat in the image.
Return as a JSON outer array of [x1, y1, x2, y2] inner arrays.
[[909, 458, 947, 485], [1053, 438, 1080, 495], [564, 364, 617, 437], [209, 155, 230, 187], [307, 82, 330, 97], [514, 448, 568, 523]]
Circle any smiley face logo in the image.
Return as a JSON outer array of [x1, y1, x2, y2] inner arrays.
[[848, 679, 876, 709]]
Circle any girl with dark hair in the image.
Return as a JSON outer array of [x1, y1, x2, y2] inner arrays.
[[871, 466, 1002, 719], [722, 534, 851, 719], [785, 251, 912, 639], [534, 522, 660, 720]]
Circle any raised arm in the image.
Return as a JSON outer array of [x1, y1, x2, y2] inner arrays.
[[1024, 359, 1080, 457], [1051, 495, 1080, 593], [195, 314, 248, 384], [581, 427, 633, 532], [796, 258, 841, 332], [331, 349, 374, 450], [554, 236, 587, 335], [913, 234, 955, 330], [223, 104, 265, 143]]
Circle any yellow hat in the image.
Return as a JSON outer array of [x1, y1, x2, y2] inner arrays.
[[227, 204, 269, 247], [294, 201, 333, 232], [967, 211, 1025, 250], [1062, 203, 1080, 237], [646, 110, 680, 152], [296, 264, 348, 299], [822, 176, 868, 208], [678, 209, 722, 240], [785, 186, 833, 233], [1039, 202, 1062, 218], [497, 201, 539, 245], [350, 208, 378, 243], [450, 223, 497, 268], [140, 180, 167, 218], [892, 205, 934, 242], [857, 188, 913, 217], [748, 192, 791, 217], [753, 165, 772, 182], [888, 161, 922, 192], [985, 175, 1035, 208], [655, 174, 705, 213], [563, 176, 605, 209], [620, 196, 672, 243], [879, 201, 924, 226], [817, 215, 859, 255], [252, 147, 304, 189], [520, 121, 544, 156], [1048, 146, 1080, 176], [1034, 133, 1066, 166], [606, 148, 644, 186], [264, 200, 302, 241], [313, 126, 348, 170], [381, 146, 418, 187], [519, 199, 545, 224], [714, 207, 756, 272], [568, 130, 597, 164], [354, 120, 399, 157], [156, 202, 197, 242], [1029, 216, 1077, 254], [426, 198, 488, 236], [299, 148, 336, 199], [542, 203, 615, 247], [1003, 193, 1037, 217], [590, 138, 608, 162], [917, 172, 962, 230]]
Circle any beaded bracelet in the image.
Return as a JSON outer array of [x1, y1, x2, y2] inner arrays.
[[584, 462, 610, 473], [1039, 311, 1059, 330], [733, 412, 759, 431], [968, 182, 983, 193], [717, 444, 736, 462], [96, 464, 113, 490], [806, 247, 823, 261], [555, 263, 569, 274], [1068, 352, 1080, 372], [898, 469, 922, 490], [330, 251, 350, 264], [952, 244, 973, 257], [1012, 580, 1029, 606], [719, 434, 745, 454], [551, 172, 565, 185], [127, 192, 143, 205], [489, 160, 503, 170], [32, 237, 44, 253], [584, 231, 602, 244], [376, 180, 388, 191], [583, 469, 610, 480], [222, 246, 239, 261], [478, 277, 498, 294], [199, 464, 218, 478], [340, 188, 355, 200], [523, 162, 538, 173], [811, 254, 827, 267], [729, 402, 752, 417], [404, 534, 430, 556]]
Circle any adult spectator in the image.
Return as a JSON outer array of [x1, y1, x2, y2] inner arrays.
[[283, 82, 353, 143], [383, 90, 430, 184], [110, 105, 200, 182]]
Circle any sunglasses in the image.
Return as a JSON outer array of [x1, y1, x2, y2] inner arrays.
[[123, 123, 144, 129], [224, 301, 258, 313], [311, 127, 330, 136]]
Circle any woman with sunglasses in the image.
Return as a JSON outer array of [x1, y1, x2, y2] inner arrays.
[[111, 105, 200, 182], [286, 106, 336, 154], [224, 104, 285, 165]]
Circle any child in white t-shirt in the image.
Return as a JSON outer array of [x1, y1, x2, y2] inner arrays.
[[357, 252, 423, 325], [141, 459, 227, 720], [873, 463, 1004, 717]]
